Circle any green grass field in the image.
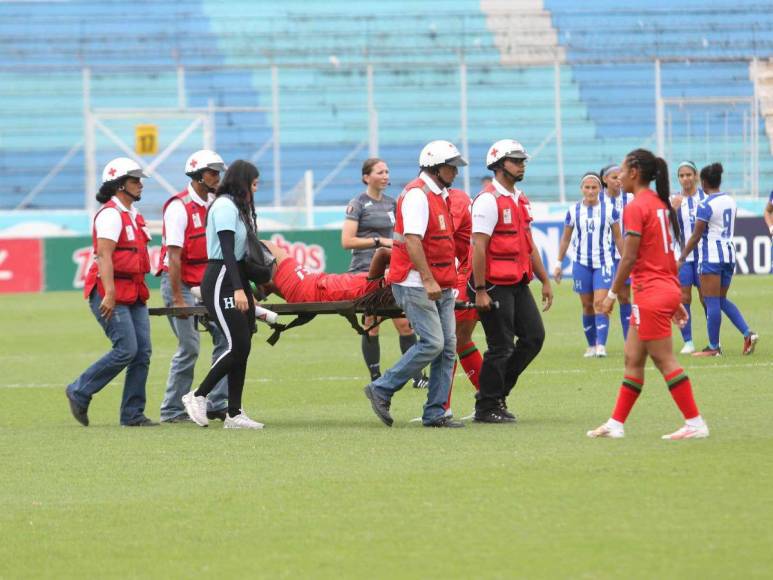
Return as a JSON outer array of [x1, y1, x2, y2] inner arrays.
[[1, 277, 771, 579]]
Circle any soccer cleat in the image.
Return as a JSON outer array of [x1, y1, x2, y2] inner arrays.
[[595, 345, 607, 358], [423, 416, 465, 428], [692, 346, 722, 357], [661, 423, 709, 440], [583, 347, 596, 358], [680, 340, 696, 354], [182, 391, 209, 427], [586, 423, 624, 439], [224, 411, 264, 430], [206, 409, 227, 421], [412, 374, 429, 389], [497, 399, 517, 422], [742, 332, 759, 355], [65, 388, 89, 427], [364, 385, 393, 427], [124, 417, 159, 427]]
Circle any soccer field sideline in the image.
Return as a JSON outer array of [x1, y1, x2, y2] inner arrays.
[[1, 277, 771, 578]]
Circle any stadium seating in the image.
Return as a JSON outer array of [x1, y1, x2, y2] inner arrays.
[[1, 0, 771, 212]]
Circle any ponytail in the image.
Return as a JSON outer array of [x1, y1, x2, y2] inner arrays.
[[654, 156, 682, 247], [625, 148, 682, 246], [96, 179, 121, 204]]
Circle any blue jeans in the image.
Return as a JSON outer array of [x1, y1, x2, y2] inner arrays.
[[67, 289, 152, 425], [159, 272, 228, 420], [371, 285, 456, 424]]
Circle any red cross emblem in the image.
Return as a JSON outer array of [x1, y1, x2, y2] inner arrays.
[[108, 167, 117, 177], [190, 159, 198, 168], [491, 148, 498, 157]]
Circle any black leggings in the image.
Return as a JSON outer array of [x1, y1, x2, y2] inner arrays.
[[195, 260, 255, 414]]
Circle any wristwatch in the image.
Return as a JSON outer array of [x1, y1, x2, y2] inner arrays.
[[373, 236, 381, 248]]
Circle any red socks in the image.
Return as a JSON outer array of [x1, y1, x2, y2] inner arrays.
[[457, 342, 482, 391], [665, 368, 699, 420], [611, 376, 643, 423], [443, 342, 482, 411]]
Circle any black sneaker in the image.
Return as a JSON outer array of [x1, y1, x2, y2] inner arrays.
[[206, 409, 228, 421], [498, 399, 517, 422], [423, 416, 465, 428], [473, 408, 512, 424], [412, 374, 429, 389], [65, 388, 89, 427], [124, 417, 159, 427], [161, 413, 193, 424], [364, 385, 393, 427]]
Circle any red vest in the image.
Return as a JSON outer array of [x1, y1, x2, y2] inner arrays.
[[477, 184, 534, 285], [388, 177, 457, 289], [447, 188, 472, 278], [156, 190, 209, 285], [84, 200, 151, 304]]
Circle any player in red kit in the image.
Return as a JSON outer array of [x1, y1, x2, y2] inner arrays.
[[444, 187, 483, 414], [261, 241, 387, 303], [588, 149, 709, 440]]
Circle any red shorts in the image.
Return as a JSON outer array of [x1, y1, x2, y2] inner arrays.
[[630, 287, 681, 341], [454, 273, 478, 323], [274, 258, 378, 303]]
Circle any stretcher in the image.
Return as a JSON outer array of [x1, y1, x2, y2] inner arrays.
[[148, 286, 478, 345]]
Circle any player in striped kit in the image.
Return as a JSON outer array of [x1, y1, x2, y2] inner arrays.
[[554, 172, 622, 357], [601, 165, 634, 339], [670, 161, 707, 354], [678, 163, 758, 356]]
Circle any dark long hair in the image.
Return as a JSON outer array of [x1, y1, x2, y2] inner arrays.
[[96, 176, 130, 204], [700, 162, 723, 189], [215, 159, 259, 228], [624, 148, 682, 246]]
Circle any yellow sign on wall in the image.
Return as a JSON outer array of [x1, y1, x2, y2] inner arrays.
[[135, 124, 158, 156]]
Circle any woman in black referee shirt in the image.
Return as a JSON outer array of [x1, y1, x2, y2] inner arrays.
[[341, 158, 427, 387]]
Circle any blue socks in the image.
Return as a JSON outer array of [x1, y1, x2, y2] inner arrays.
[[680, 303, 693, 342], [619, 303, 632, 339], [582, 314, 596, 347], [705, 296, 721, 349], [595, 313, 610, 347], [720, 297, 750, 337]]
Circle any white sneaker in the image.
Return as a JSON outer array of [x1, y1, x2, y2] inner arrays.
[[680, 340, 696, 354], [224, 411, 264, 430], [182, 391, 208, 427], [595, 345, 607, 358], [583, 347, 596, 358], [586, 422, 624, 438], [661, 423, 709, 440], [460, 409, 476, 421]]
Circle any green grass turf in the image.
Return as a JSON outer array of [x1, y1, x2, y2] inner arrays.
[[1, 277, 771, 579]]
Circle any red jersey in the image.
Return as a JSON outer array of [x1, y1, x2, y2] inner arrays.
[[623, 189, 680, 295], [447, 188, 472, 281], [273, 258, 380, 303]]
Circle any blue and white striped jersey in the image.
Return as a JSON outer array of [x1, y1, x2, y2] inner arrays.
[[696, 192, 736, 264], [604, 189, 634, 260], [565, 197, 619, 268], [673, 188, 707, 262]]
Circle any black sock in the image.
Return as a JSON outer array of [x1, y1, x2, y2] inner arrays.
[[228, 407, 241, 418], [362, 334, 381, 380], [399, 334, 425, 381]]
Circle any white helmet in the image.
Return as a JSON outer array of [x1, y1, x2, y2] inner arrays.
[[185, 149, 226, 177], [486, 139, 529, 170], [101, 157, 147, 184], [419, 140, 468, 168]]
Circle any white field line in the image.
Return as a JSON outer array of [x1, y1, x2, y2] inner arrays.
[[4, 361, 771, 389]]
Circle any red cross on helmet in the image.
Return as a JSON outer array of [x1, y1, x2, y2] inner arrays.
[[486, 139, 529, 170], [185, 149, 227, 177], [101, 157, 148, 184], [419, 140, 468, 169]]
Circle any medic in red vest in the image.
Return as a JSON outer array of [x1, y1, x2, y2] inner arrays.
[[83, 157, 151, 310], [470, 139, 554, 425]]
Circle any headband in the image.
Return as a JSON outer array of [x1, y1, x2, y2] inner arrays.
[[678, 160, 697, 172], [580, 174, 602, 186], [601, 165, 620, 178]]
